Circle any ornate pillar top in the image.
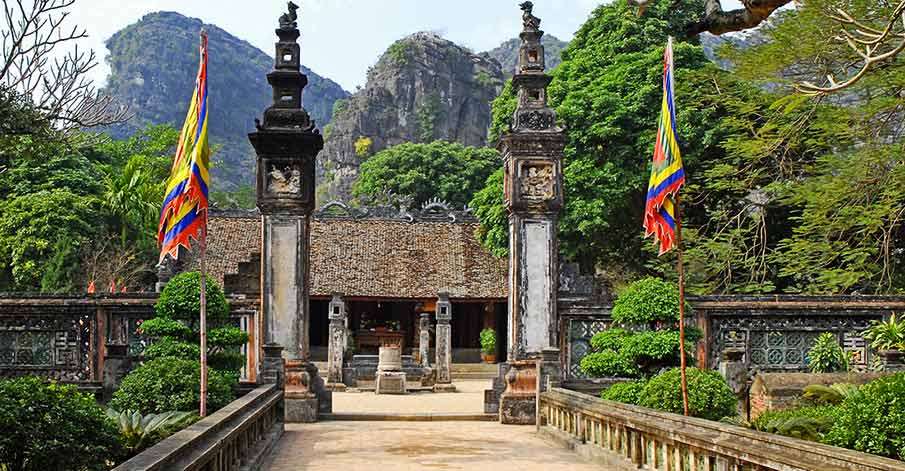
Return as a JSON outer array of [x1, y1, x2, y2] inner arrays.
[[507, 2, 561, 135]]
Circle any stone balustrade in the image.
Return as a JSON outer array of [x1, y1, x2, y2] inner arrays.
[[113, 384, 283, 471], [538, 387, 905, 471]]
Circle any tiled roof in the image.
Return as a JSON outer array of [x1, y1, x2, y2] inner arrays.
[[196, 211, 507, 299]]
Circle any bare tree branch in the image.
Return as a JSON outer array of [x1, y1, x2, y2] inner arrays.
[[626, 0, 793, 35], [797, 1, 905, 95], [0, 0, 131, 133]]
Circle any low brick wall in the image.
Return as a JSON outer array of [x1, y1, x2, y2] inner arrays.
[[539, 387, 905, 471], [749, 372, 886, 420], [113, 384, 283, 471]]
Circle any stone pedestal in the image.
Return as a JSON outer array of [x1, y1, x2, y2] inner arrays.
[[376, 346, 407, 394], [719, 348, 749, 418], [499, 360, 538, 425], [433, 294, 456, 393], [326, 294, 346, 391], [260, 343, 286, 387], [284, 360, 331, 422], [102, 343, 132, 400], [419, 312, 431, 367]]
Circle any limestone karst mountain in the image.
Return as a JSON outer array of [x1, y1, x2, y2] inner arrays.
[[319, 32, 505, 201], [482, 34, 568, 78], [101, 11, 349, 190]]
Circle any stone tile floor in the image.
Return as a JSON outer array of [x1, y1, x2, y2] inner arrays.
[[332, 379, 489, 414], [261, 421, 601, 470]]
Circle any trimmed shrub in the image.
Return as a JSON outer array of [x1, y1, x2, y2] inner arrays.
[[138, 317, 192, 338], [110, 357, 235, 414], [155, 271, 229, 321], [640, 368, 737, 421], [601, 380, 647, 405], [823, 372, 905, 460], [590, 328, 632, 352], [620, 328, 702, 365], [611, 277, 689, 325], [807, 332, 849, 373], [142, 336, 201, 361], [0, 376, 121, 471], [580, 351, 639, 378]]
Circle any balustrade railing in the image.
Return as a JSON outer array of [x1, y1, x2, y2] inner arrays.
[[113, 384, 283, 471], [539, 388, 905, 471]]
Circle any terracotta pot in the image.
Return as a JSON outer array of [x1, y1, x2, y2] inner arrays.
[[481, 352, 497, 364]]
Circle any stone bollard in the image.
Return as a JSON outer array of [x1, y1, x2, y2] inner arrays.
[[433, 294, 456, 392], [326, 294, 347, 391]]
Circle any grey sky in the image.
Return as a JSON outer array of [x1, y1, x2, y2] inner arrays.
[[71, 0, 743, 91]]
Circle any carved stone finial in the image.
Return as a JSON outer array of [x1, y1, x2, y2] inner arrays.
[[279, 1, 300, 30], [520, 1, 541, 31]]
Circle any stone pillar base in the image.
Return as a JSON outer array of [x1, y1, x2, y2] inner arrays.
[[284, 360, 332, 419], [376, 371, 407, 394], [420, 367, 436, 387], [325, 382, 347, 392], [285, 394, 318, 423], [432, 383, 457, 393], [500, 393, 536, 425]]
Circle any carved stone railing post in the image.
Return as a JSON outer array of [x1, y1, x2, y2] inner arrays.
[[434, 294, 456, 392], [260, 343, 285, 387], [326, 293, 346, 391], [419, 312, 431, 367]]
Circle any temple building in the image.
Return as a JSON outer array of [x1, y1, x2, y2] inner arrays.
[[185, 200, 509, 363]]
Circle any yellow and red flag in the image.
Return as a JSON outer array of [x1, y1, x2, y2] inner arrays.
[[643, 37, 685, 255], [158, 32, 210, 262]]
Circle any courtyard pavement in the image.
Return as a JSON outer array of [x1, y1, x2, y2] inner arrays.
[[261, 379, 599, 470], [331, 379, 489, 414], [262, 421, 600, 470]]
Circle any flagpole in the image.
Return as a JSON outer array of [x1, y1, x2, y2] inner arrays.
[[676, 192, 689, 416], [198, 28, 208, 419]]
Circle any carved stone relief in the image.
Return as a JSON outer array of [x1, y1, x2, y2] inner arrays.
[[520, 163, 555, 201], [267, 165, 301, 195]]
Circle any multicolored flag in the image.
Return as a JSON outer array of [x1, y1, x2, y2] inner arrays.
[[158, 31, 210, 262], [643, 37, 685, 255]]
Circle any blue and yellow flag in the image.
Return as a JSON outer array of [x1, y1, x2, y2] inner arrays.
[[158, 31, 210, 262], [643, 37, 685, 255]]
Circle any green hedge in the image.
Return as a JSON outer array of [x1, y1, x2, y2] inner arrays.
[[823, 372, 905, 460], [600, 380, 647, 405], [0, 376, 121, 470], [110, 357, 236, 414], [580, 351, 639, 377], [640, 368, 737, 421], [751, 405, 836, 441]]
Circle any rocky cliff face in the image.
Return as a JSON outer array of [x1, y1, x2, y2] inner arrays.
[[102, 11, 349, 190], [483, 34, 568, 78], [319, 32, 504, 201]]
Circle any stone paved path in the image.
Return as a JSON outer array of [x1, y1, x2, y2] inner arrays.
[[332, 379, 488, 414], [261, 421, 600, 470]]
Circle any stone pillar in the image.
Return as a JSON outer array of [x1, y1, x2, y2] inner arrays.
[[433, 294, 456, 392], [495, 2, 565, 425], [419, 312, 431, 367], [260, 343, 286, 387], [249, 5, 329, 422], [719, 348, 750, 419], [326, 294, 346, 391]]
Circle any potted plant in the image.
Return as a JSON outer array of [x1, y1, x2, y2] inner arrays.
[[480, 328, 497, 363], [863, 313, 905, 371]]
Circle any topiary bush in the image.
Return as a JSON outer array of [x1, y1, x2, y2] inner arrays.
[[640, 367, 737, 421], [0, 376, 121, 471], [110, 357, 235, 414], [611, 277, 690, 326], [580, 350, 639, 377], [807, 332, 849, 373], [155, 271, 228, 321], [590, 328, 632, 352], [601, 380, 647, 405], [823, 372, 905, 460]]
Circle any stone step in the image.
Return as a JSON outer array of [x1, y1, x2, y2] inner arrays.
[[451, 372, 497, 380], [319, 413, 497, 422], [450, 363, 499, 373]]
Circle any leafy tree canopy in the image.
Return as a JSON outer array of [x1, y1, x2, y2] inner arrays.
[[353, 141, 501, 208]]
